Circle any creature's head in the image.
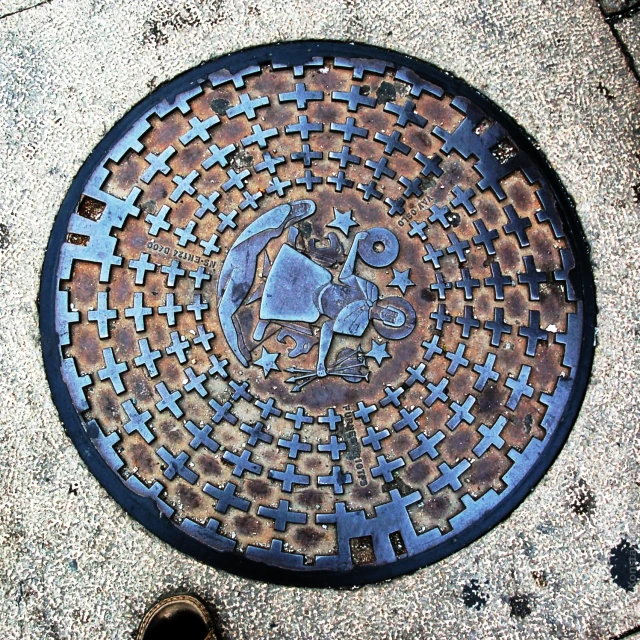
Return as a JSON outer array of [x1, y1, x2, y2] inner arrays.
[[370, 296, 416, 340]]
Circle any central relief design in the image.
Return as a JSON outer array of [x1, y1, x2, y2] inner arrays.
[[218, 199, 416, 389]]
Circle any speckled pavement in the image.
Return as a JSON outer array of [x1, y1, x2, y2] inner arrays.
[[0, 0, 639, 638]]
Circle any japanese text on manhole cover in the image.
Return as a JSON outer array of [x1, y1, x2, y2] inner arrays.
[[40, 42, 595, 586]]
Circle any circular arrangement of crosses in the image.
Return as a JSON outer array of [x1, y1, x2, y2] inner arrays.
[[40, 42, 595, 585]]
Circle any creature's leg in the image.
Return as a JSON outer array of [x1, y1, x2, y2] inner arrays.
[[316, 321, 334, 377], [218, 289, 249, 367], [287, 226, 299, 246]]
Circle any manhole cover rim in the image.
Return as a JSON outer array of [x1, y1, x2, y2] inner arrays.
[[39, 39, 597, 587]]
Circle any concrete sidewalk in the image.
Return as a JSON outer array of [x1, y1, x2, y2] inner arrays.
[[0, 0, 639, 638]]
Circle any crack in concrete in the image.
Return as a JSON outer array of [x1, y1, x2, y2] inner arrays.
[[0, 0, 51, 21], [597, 1, 640, 84], [610, 624, 640, 639]]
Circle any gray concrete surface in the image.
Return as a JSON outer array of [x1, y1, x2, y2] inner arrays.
[[1, 0, 639, 638]]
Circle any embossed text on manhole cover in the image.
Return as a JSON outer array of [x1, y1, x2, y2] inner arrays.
[[40, 42, 595, 585]]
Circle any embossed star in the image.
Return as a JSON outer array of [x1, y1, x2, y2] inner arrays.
[[388, 268, 415, 295], [327, 207, 358, 236], [365, 340, 391, 366], [254, 347, 280, 377]]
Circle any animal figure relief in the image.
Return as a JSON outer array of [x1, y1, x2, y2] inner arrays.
[[217, 200, 416, 386]]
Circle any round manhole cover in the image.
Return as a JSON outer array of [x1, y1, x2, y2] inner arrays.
[[40, 42, 595, 585]]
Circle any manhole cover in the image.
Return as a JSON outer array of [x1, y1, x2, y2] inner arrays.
[[40, 42, 595, 585]]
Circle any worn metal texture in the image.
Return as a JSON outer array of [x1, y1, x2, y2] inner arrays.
[[40, 42, 595, 586]]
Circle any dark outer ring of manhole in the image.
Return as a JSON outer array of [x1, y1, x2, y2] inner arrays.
[[39, 41, 596, 587]]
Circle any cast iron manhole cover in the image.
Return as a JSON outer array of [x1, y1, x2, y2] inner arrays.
[[40, 42, 595, 585]]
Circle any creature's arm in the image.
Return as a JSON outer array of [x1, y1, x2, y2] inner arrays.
[[339, 231, 368, 282]]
